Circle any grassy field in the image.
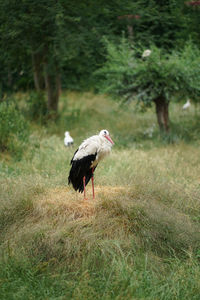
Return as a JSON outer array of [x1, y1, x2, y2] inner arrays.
[[0, 92, 200, 299]]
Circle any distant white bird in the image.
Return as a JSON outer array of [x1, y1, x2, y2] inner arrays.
[[142, 49, 151, 58], [68, 129, 114, 199], [64, 131, 74, 146], [144, 124, 156, 138], [182, 99, 191, 110]]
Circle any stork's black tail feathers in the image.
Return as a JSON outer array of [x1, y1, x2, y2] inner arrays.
[[68, 154, 97, 193]]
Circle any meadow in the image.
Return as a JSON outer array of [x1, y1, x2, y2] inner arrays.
[[0, 92, 200, 299]]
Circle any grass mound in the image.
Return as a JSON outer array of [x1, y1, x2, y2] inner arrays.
[[0, 183, 199, 299]]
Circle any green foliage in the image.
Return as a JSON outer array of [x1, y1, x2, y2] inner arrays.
[[0, 0, 192, 94], [25, 91, 48, 123], [0, 100, 30, 159], [97, 38, 200, 105], [184, 1, 200, 47], [178, 42, 200, 102]]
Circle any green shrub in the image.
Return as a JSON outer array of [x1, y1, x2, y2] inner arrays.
[[25, 91, 48, 123], [0, 100, 30, 159]]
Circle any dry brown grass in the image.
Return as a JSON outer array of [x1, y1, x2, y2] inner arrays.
[[2, 182, 198, 265], [34, 186, 127, 219], [1, 185, 129, 252]]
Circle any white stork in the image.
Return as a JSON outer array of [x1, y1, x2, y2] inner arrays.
[[142, 49, 151, 58], [64, 131, 74, 146], [68, 129, 114, 199]]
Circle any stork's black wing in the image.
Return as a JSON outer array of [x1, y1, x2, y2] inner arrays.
[[68, 152, 97, 193]]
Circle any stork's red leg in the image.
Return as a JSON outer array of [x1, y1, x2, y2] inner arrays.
[[92, 168, 95, 199], [83, 176, 86, 199]]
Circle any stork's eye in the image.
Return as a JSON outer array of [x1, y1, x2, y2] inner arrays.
[[104, 130, 107, 134]]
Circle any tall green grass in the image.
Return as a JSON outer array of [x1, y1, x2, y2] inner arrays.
[[0, 92, 200, 299]]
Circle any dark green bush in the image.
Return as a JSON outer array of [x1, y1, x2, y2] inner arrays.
[[0, 100, 30, 159], [26, 91, 48, 123]]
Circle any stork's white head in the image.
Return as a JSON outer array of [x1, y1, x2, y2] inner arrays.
[[65, 131, 70, 136], [99, 129, 114, 145]]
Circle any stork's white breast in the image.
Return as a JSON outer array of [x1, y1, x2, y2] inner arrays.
[[73, 135, 112, 165]]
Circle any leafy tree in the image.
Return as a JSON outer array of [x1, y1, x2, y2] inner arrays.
[[0, 0, 79, 114], [97, 39, 200, 132], [114, 0, 186, 49], [0, 0, 197, 114], [0, 0, 142, 111], [184, 1, 200, 46]]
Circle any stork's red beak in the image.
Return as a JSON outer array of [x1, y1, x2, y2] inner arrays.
[[105, 135, 114, 144]]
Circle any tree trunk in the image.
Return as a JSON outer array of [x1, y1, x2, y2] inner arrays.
[[127, 25, 133, 43], [154, 97, 169, 132], [44, 62, 60, 116], [163, 100, 169, 132], [7, 67, 12, 88], [32, 52, 45, 91]]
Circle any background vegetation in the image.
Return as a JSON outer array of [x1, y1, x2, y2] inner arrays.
[[0, 1, 200, 299]]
